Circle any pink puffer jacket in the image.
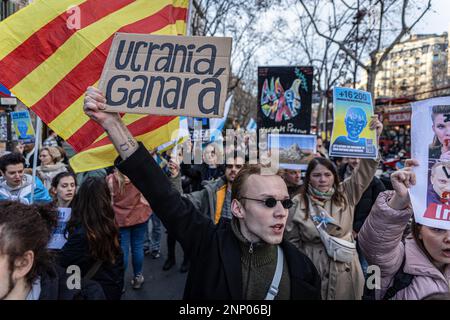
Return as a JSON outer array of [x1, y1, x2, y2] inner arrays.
[[359, 191, 450, 300]]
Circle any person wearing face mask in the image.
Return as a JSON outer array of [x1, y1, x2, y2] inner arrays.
[[285, 117, 382, 300], [358, 160, 450, 300]]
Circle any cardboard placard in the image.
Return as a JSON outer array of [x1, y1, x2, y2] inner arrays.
[[99, 33, 232, 118]]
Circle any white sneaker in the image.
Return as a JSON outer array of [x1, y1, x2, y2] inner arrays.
[[131, 274, 144, 289]]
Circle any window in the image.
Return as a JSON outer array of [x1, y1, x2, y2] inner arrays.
[[422, 45, 429, 54], [433, 54, 440, 62], [415, 57, 420, 64]]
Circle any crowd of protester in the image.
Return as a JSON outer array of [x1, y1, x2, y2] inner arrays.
[[0, 88, 449, 300]]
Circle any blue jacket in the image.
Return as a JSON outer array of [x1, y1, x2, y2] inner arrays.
[[0, 174, 52, 204]]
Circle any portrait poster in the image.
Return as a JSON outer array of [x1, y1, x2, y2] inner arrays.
[[10, 110, 35, 144], [329, 87, 377, 158], [257, 66, 313, 134], [410, 96, 450, 230], [268, 134, 316, 170], [48, 208, 71, 250]]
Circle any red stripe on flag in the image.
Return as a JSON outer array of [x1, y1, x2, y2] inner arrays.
[[37, 5, 187, 151], [69, 115, 177, 151], [0, 0, 136, 89]]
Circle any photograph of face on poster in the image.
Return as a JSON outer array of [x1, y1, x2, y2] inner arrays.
[[411, 97, 450, 230], [329, 87, 377, 159]]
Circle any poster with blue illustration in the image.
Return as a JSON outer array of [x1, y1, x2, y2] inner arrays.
[[10, 110, 35, 144], [329, 87, 377, 158], [48, 208, 71, 250]]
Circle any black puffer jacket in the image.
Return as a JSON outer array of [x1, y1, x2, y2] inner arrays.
[[338, 163, 386, 232]]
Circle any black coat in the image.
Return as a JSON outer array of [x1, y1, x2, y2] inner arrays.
[[117, 144, 322, 300], [338, 163, 386, 232], [57, 226, 124, 300], [39, 265, 105, 300]]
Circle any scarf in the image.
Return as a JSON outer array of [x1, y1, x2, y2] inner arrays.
[[307, 184, 335, 207], [38, 162, 66, 172]]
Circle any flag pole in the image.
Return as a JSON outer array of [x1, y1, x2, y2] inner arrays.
[[30, 116, 42, 204], [187, 0, 193, 36]]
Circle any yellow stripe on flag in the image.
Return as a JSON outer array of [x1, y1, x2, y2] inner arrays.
[[48, 81, 99, 140], [69, 117, 180, 172], [0, 0, 87, 61], [12, 0, 175, 107]]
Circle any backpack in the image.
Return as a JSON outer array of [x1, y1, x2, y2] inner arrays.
[[362, 253, 414, 300], [382, 256, 414, 300]]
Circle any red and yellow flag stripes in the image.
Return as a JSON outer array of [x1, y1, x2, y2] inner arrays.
[[0, 0, 189, 172]]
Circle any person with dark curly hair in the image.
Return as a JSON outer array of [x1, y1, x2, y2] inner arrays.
[[0, 201, 104, 300]]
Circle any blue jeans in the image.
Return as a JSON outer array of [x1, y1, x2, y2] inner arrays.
[[120, 221, 147, 277], [357, 240, 369, 278], [144, 214, 162, 252]]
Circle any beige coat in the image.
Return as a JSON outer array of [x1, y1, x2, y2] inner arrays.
[[284, 158, 379, 300]]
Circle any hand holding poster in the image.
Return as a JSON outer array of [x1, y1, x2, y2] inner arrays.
[[10, 110, 35, 144], [99, 33, 232, 118], [329, 87, 377, 158], [410, 97, 450, 230]]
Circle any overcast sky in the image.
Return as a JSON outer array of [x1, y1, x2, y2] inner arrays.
[[415, 0, 449, 34]]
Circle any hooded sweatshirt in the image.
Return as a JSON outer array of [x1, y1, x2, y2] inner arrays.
[[0, 174, 52, 204]]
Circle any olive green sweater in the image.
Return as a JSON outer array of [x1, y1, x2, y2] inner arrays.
[[231, 218, 290, 300]]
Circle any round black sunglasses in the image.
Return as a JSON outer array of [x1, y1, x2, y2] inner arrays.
[[240, 197, 293, 209]]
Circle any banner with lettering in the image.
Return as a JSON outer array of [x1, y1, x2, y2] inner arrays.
[[100, 33, 232, 118], [410, 96, 450, 230], [257, 66, 312, 134]]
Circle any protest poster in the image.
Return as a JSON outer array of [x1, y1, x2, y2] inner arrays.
[[188, 117, 210, 143], [99, 33, 232, 118], [10, 110, 35, 144], [410, 96, 450, 230], [47, 208, 71, 250], [329, 87, 377, 158], [257, 66, 313, 134], [268, 134, 316, 170]]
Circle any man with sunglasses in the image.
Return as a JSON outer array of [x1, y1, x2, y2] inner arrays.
[[185, 156, 244, 224], [83, 86, 321, 300]]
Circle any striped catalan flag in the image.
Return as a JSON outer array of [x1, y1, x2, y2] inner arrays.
[[0, 0, 189, 172]]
